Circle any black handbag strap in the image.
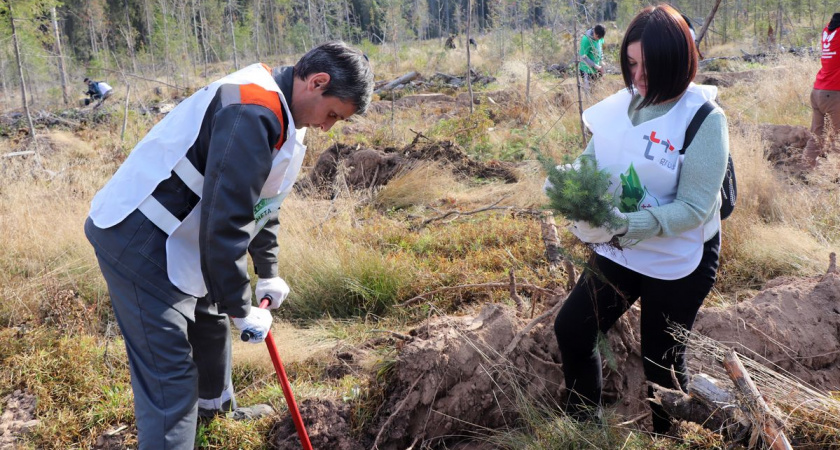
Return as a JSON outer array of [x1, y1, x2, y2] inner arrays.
[[679, 101, 716, 155]]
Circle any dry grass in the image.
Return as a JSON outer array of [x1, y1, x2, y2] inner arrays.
[[3, 33, 840, 449]]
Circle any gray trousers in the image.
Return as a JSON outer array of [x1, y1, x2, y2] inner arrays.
[[94, 253, 235, 450]]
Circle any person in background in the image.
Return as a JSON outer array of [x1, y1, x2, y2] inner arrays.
[[84, 41, 373, 449], [579, 24, 606, 92], [84, 77, 113, 106], [802, 13, 840, 170], [549, 4, 729, 434]]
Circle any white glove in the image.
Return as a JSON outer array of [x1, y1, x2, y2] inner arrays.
[[542, 163, 580, 195], [232, 308, 273, 344], [569, 209, 628, 244], [255, 277, 290, 310]]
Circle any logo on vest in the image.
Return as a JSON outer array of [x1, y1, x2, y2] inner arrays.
[[824, 29, 837, 57], [615, 163, 660, 213], [643, 130, 679, 170]]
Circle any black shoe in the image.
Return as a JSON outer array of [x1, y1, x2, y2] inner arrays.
[[228, 404, 274, 420]]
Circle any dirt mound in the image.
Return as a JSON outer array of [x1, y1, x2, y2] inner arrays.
[[271, 398, 362, 450], [269, 270, 840, 447], [302, 139, 518, 197], [759, 123, 810, 164], [693, 272, 840, 389], [0, 390, 38, 450], [367, 304, 557, 449]]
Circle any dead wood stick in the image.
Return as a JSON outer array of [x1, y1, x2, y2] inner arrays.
[[539, 211, 577, 290], [2, 150, 36, 158], [371, 329, 412, 341], [45, 113, 81, 128], [502, 297, 564, 357], [822, 252, 837, 281], [372, 373, 424, 450], [408, 128, 432, 146], [509, 268, 525, 312], [413, 198, 508, 230], [120, 84, 131, 146], [398, 282, 556, 308], [723, 350, 793, 450]]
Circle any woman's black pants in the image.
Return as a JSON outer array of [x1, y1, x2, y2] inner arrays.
[[554, 233, 720, 432]]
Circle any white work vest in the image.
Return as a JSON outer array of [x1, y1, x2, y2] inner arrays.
[[583, 83, 719, 280], [89, 63, 306, 297], [97, 82, 113, 94]]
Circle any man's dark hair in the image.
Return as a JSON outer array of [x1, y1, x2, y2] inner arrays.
[[84, 77, 90, 83], [294, 41, 374, 114], [620, 4, 697, 108], [829, 13, 840, 32], [594, 24, 606, 38]]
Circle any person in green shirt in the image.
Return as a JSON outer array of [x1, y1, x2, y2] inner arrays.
[[578, 24, 606, 91]]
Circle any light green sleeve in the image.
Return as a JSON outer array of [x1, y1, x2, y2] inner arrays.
[[623, 110, 729, 241]]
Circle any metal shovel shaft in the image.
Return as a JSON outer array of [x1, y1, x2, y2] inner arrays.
[[257, 298, 313, 450]]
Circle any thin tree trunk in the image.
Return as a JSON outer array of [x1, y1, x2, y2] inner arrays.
[[178, 0, 190, 85], [121, 84, 131, 145], [1, 57, 8, 105], [122, 0, 138, 74], [51, 7, 69, 105], [160, 0, 172, 85], [466, 0, 474, 115], [88, 3, 99, 60], [189, 0, 199, 77], [572, 17, 585, 144], [198, 0, 209, 78], [144, 0, 156, 76], [696, 0, 723, 47], [307, 0, 316, 46], [9, 3, 36, 138], [228, 0, 239, 70], [253, 0, 262, 60]]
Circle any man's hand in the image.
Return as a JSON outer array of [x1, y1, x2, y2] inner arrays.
[[231, 308, 273, 344], [569, 209, 628, 244], [255, 277, 290, 309], [596, 65, 605, 75]]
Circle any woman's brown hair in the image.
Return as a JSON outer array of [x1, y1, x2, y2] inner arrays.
[[620, 4, 698, 108]]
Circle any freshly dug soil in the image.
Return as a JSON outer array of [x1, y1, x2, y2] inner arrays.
[[271, 271, 840, 448], [301, 139, 518, 197]]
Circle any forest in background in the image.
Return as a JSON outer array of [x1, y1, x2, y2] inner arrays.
[[0, 0, 838, 112]]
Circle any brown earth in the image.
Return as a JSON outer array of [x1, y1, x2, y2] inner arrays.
[[301, 139, 518, 197], [758, 123, 811, 165], [0, 390, 38, 450], [271, 398, 363, 450], [269, 265, 840, 448]]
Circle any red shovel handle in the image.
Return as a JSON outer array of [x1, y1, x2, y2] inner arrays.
[[254, 297, 313, 450]]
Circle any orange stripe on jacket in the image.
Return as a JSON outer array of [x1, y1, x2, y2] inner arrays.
[[238, 83, 287, 149]]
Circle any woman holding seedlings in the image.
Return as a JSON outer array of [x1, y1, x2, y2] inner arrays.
[[551, 5, 729, 433]]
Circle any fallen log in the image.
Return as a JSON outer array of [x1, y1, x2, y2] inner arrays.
[[650, 373, 750, 441], [374, 71, 420, 94], [723, 350, 793, 450]]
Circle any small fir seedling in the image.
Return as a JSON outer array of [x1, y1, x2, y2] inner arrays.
[[541, 155, 624, 231]]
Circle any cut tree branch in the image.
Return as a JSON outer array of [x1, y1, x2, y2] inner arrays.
[[723, 350, 793, 450]]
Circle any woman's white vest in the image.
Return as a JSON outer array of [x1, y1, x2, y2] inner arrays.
[[582, 83, 719, 280], [89, 63, 306, 297]]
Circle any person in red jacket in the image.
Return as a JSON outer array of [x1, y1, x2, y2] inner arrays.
[[803, 13, 840, 169]]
